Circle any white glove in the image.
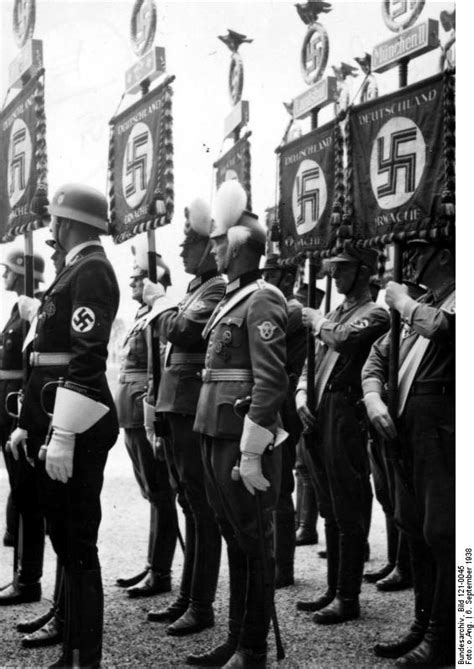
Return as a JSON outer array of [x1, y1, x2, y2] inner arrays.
[[45, 428, 75, 483], [7, 427, 28, 461], [142, 278, 165, 306], [145, 424, 156, 448], [364, 392, 397, 441], [18, 295, 41, 322], [239, 453, 270, 495]]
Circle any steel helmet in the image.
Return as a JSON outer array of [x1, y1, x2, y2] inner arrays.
[[48, 183, 109, 232], [0, 249, 45, 282]]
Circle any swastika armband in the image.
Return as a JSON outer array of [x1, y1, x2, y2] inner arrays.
[[71, 306, 96, 333]]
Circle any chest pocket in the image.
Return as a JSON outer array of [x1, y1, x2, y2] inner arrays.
[[216, 317, 244, 349]]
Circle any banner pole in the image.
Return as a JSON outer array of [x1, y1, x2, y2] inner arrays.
[[387, 58, 409, 419]]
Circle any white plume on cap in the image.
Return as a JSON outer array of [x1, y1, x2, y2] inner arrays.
[[131, 237, 166, 280], [214, 180, 247, 233], [187, 198, 212, 236], [131, 237, 148, 272]]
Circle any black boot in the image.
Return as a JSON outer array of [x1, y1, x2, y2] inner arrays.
[[129, 496, 178, 598], [223, 648, 267, 668], [376, 531, 413, 591], [295, 476, 318, 546], [364, 514, 397, 583], [313, 531, 365, 625], [17, 606, 55, 633], [148, 502, 194, 622], [51, 567, 103, 669], [115, 567, 149, 588], [374, 538, 434, 658], [167, 503, 221, 637], [297, 521, 338, 612], [0, 580, 41, 605], [186, 541, 246, 666], [22, 561, 65, 647], [274, 509, 295, 588]]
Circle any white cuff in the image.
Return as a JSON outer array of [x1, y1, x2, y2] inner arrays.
[[240, 415, 274, 456], [145, 298, 178, 324], [52, 387, 109, 433]]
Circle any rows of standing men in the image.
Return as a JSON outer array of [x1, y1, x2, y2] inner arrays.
[[0, 179, 455, 668]]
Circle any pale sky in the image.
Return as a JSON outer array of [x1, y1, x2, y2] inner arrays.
[[0, 0, 457, 321]]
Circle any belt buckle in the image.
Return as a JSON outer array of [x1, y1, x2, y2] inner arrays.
[[201, 369, 211, 383]]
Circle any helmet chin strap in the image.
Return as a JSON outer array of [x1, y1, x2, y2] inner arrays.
[[413, 247, 440, 286], [345, 262, 362, 297], [196, 238, 213, 275]]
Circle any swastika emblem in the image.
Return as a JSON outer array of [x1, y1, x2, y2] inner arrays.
[[8, 118, 32, 208], [122, 122, 153, 209], [292, 159, 327, 236], [370, 117, 426, 210], [72, 307, 96, 333], [382, 0, 425, 32]]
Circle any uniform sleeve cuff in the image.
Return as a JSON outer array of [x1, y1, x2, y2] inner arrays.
[[362, 378, 384, 397], [400, 298, 419, 324], [52, 387, 109, 433], [143, 400, 156, 428], [314, 317, 329, 336], [240, 415, 274, 456]]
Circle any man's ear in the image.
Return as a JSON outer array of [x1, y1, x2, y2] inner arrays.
[[438, 248, 452, 267]]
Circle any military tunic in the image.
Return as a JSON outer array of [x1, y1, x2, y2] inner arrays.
[[19, 242, 120, 570], [151, 270, 226, 610], [0, 301, 45, 587], [115, 302, 177, 574], [195, 270, 288, 653]]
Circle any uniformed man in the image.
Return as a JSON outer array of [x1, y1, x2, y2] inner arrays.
[[114, 248, 178, 597], [0, 249, 45, 605], [9, 183, 120, 669], [296, 243, 390, 624], [363, 236, 455, 666], [293, 283, 324, 547], [143, 199, 225, 635], [262, 254, 304, 588], [184, 180, 288, 668], [13, 239, 67, 650]]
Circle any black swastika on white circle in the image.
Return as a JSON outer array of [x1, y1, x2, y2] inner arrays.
[[72, 307, 96, 333]]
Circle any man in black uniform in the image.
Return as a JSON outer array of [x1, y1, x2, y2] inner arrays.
[[363, 237, 455, 666], [296, 244, 389, 624], [185, 180, 288, 668], [143, 199, 225, 635], [114, 249, 178, 597], [262, 254, 304, 588], [9, 183, 120, 668], [0, 249, 45, 605]]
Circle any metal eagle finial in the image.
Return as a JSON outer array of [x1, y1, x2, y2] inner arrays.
[[354, 53, 372, 75], [218, 29, 253, 52], [295, 1, 332, 26], [332, 62, 359, 81], [440, 9, 455, 33]]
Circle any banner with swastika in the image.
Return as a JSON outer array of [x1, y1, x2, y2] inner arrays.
[[349, 72, 450, 242], [108, 77, 174, 244], [214, 133, 252, 211], [0, 70, 49, 243], [277, 120, 336, 256]]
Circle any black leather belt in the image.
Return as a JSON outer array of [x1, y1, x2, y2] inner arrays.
[[408, 381, 454, 396]]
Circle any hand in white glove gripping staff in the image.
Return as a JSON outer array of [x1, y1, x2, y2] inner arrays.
[[45, 387, 109, 484]]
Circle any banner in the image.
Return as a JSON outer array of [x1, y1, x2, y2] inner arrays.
[[0, 70, 49, 242], [214, 134, 252, 210], [108, 79, 174, 244], [277, 121, 336, 256], [349, 72, 449, 242]]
